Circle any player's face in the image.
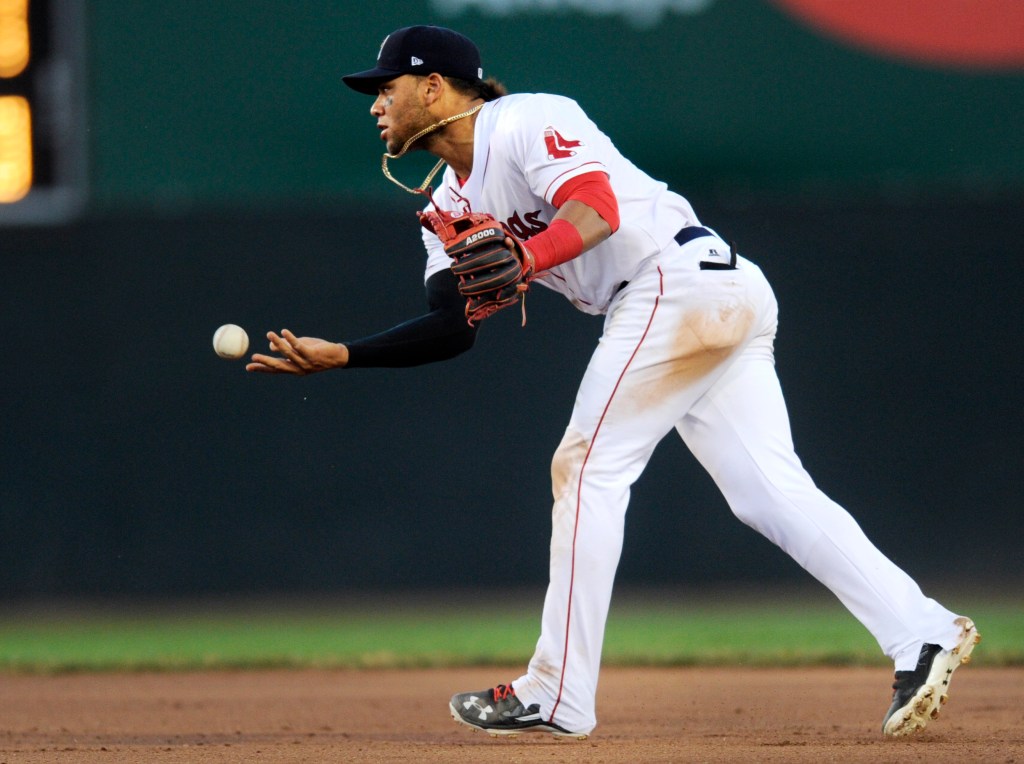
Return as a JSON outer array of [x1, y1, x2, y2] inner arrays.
[[370, 76, 433, 155]]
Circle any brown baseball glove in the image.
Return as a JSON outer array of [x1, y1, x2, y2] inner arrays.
[[419, 208, 534, 325]]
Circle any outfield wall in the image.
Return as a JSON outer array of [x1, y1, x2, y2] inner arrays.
[[3, 199, 1021, 596], [82, 0, 1024, 209]]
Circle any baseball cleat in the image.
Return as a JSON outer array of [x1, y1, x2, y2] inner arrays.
[[882, 616, 980, 736], [449, 683, 588, 740]]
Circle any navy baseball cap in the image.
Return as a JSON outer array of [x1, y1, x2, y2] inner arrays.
[[342, 25, 484, 95]]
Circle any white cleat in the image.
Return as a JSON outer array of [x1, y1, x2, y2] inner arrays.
[[882, 616, 980, 736]]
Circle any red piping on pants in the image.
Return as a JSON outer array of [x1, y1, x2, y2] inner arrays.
[[549, 266, 665, 724]]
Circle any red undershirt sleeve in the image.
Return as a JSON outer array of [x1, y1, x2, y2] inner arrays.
[[524, 171, 620, 273], [551, 171, 620, 232]]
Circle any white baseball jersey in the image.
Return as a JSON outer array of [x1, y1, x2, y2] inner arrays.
[[421, 93, 699, 315]]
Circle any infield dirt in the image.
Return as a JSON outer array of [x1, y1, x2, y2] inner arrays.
[[1, 666, 1021, 762]]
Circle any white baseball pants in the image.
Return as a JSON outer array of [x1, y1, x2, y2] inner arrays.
[[513, 235, 964, 735]]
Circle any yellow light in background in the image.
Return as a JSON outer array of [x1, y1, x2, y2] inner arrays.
[[0, 95, 32, 202], [0, 0, 29, 77]]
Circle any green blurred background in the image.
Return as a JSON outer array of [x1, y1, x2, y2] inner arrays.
[[85, 0, 1023, 208], [1, 0, 1021, 618]]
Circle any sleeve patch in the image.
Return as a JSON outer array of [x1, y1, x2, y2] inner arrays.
[[543, 126, 585, 160]]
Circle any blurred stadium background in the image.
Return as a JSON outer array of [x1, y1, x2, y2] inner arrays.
[[2, 0, 1022, 605]]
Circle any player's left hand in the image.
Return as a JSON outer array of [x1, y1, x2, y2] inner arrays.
[[246, 329, 348, 375], [419, 208, 533, 325]]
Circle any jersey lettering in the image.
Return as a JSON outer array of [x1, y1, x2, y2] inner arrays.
[[505, 210, 548, 241]]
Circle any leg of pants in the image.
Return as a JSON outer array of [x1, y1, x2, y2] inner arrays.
[[514, 246, 777, 733], [514, 247, 962, 734], [677, 351, 963, 668]]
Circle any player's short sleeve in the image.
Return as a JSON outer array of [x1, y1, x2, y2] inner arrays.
[[508, 95, 611, 206]]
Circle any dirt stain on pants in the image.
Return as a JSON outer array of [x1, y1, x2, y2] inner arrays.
[[551, 428, 589, 503], [639, 299, 756, 409]]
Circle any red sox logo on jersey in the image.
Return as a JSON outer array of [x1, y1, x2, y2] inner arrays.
[[544, 127, 584, 160]]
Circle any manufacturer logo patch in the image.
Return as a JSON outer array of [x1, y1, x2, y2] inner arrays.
[[464, 228, 499, 246], [461, 696, 494, 721]]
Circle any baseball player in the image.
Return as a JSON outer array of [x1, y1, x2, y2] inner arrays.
[[248, 25, 979, 739]]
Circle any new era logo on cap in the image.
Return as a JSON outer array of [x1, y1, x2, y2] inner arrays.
[[411, 56, 424, 66]]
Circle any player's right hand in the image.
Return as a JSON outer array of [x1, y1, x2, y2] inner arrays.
[[246, 329, 349, 375]]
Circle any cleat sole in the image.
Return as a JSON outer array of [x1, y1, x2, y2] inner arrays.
[[883, 617, 980, 737]]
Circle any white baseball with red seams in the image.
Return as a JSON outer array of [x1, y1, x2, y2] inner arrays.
[[212, 323, 249, 360], [422, 93, 966, 735]]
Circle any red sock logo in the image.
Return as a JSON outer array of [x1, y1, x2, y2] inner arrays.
[[544, 127, 583, 160]]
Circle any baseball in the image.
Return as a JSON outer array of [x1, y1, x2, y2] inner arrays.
[[212, 324, 250, 359]]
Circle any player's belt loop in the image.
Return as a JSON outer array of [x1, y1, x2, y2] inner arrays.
[[673, 226, 714, 247], [674, 226, 738, 271]]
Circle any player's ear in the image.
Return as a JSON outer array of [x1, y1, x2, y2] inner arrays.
[[422, 72, 446, 103]]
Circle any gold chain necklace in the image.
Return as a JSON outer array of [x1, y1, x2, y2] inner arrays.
[[381, 103, 484, 196]]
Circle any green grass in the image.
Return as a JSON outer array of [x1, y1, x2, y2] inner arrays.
[[0, 590, 1019, 674]]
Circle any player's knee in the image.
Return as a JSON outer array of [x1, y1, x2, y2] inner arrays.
[[551, 428, 588, 500]]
